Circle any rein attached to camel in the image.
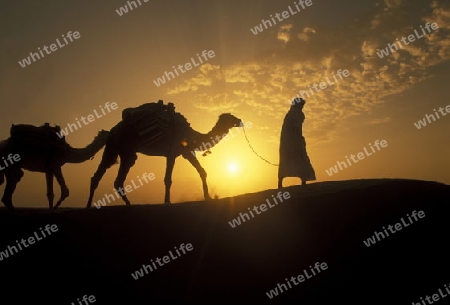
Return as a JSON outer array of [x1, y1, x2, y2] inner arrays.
[[241, 125, 279, 167], [197, 121, 278, 166]]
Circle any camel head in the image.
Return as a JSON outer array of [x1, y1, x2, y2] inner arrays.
[[96, 129, 110, 144], [217, 113, 242, 130], [187, 113, 242, 156]]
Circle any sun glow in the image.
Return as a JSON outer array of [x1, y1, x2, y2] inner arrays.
[[227, 162, 239, 174]]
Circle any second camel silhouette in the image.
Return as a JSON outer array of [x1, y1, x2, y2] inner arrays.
[[0, 123, 109, 209], [86, 101, 242, 207]]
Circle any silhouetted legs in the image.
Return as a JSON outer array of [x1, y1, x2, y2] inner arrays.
[[86, 146, 118, 208], [1, 167, 24, 209], [53, 167, 69, 209], [164, 156, 175, 204], [278, 177, 306, 189], [183, 153, 211, 201], [87, 165, 107, 208], [113, 152, 137, 206], [45, 170, 54, 209]]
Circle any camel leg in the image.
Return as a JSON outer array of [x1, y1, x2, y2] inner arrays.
[[164, 156, 176, 204], [45, 170, 55, 209], [114, 153, 137, 206], [53, 167, 69, 209], [1, 168, 24, 209], [86, 146, 118, 208], [182, 153, 211, 201]]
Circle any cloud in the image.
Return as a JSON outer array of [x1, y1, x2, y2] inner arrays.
[[368, 117, 392, 124], [384, 0, 402, 9], [297, 27, 316, 42], [164, 0, 450, 143], [277, 24, 294, 43]]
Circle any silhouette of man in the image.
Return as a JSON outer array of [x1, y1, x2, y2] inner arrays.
[[278, 97, 316, 188]]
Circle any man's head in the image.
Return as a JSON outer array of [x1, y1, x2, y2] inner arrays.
[[291, 97, 306, 107]]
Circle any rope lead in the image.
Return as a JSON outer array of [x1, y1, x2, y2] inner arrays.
[[241, 126, 279, 167]]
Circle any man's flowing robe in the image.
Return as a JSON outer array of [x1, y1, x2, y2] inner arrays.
[[278, 107, 316, 181]]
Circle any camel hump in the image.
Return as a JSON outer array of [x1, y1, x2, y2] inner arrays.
[[122, 100, 167, 121], [121, 101, 193, 145], [122, 101, 175, 145], [10, 123, 67, 147]]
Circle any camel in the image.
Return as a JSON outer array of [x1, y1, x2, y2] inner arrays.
[[86, 101, 242, 207], [0, 123, 109, 209]]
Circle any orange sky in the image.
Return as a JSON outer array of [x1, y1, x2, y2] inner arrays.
[[0, 0, 449, 208]]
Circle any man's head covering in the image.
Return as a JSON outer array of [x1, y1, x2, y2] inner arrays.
[[291, 97, 306, 107]]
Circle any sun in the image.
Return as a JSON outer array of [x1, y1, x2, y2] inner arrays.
[[227, 162, 239, 174]]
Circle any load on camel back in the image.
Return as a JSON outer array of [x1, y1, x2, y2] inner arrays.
[[122, 100, 194, 147], [9, 123, 68, 157]]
